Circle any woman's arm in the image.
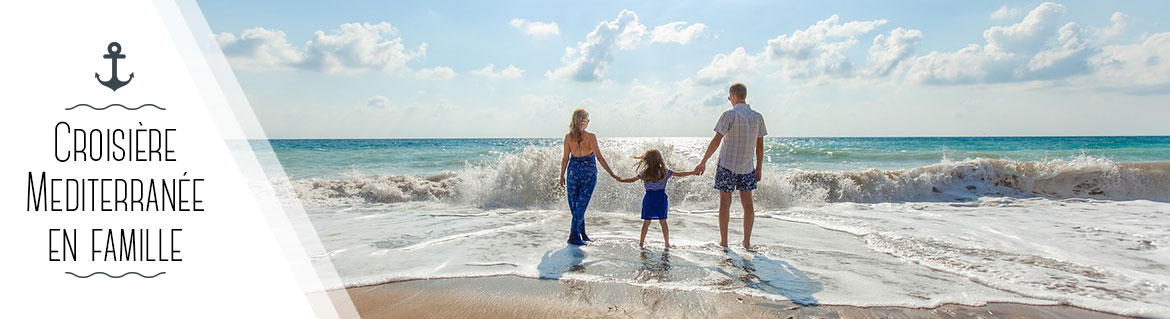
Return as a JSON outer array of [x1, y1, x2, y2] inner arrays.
[[617, 176, 640, 183], [591, 133, 618, 179], [560, 134, 570, 187]]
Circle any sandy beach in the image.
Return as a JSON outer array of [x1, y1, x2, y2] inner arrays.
[[344, 276, 1134, 319]]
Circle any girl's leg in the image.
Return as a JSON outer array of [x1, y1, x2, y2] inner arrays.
[[659, 220, 670, 249], [639, 220, 651, 248]]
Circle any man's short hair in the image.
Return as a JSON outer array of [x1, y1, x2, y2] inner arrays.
[[730, 82, 747, 99]]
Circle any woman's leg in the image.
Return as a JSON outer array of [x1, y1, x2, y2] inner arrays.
[[565, 165, 585, 245], [659, 220, 670, 248], [639, 220, 651, 248], [577, 172, 597, 241]]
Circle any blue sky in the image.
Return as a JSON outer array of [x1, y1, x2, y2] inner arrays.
[[199, 1, 1170, 138]]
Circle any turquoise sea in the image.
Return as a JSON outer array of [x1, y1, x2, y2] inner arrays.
[[270, 136, 1170, 179]]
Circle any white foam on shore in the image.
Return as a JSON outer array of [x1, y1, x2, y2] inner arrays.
[[303, 197, 1170, 317], [773, 199, 1170, 317]]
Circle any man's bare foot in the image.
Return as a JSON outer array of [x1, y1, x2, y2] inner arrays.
[[743, 242, 754, 251], [719, 241, 728, 248]]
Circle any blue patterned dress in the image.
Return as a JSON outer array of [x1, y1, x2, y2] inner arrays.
[[566, 153, 597, 245]]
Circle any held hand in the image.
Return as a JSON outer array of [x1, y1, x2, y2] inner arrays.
[[559, 175, 566, 188], [694, 162, 706, 175]]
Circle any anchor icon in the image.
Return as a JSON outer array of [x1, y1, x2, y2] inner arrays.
[[95, 42, 134, 91]]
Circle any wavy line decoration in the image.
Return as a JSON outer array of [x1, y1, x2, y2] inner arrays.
[[65, 271, 166, 278], [66, 103, 165, 111]]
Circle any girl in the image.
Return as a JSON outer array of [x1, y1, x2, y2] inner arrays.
[[559, 109, 618, 246], [617, 149, 697, 249]]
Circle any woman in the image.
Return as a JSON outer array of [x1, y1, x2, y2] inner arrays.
[[559, 109, 618, 245]]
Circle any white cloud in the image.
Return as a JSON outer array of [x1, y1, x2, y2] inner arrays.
[[416, 66, 456, 80], [701, 90, 727, 106], [1094, 12, 1130, 42], [1027, 22, 1090, 73], [216, 28, 302, 70], [763, 15, 887, 78], [509, 18, 560, 37], [991, 6, 1024, 21], [471, 64, 524, 79], [905, 2, 1093, 84], [686, 1, 1153, 91], [217, 22, 429, 74], [298, 22, 427, 73], [366, 95, 391, 108], [650, 21, 707, 45], [1089, 32, 1170, 90], [983, 2, 1067, 54], [695, 47, 758, 84], [547, 9, 647, 82], [867, 27, 923, 76], [906, 45, 1007, 84]]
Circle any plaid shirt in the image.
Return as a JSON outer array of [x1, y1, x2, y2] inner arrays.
[[714, 103, 767, 174]]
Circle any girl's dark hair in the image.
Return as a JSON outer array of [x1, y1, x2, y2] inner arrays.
[[635, 148, 667, 182]]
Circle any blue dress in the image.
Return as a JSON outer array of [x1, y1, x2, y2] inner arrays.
[[566, 153, 597, 245], [641, 170, 672, 220]]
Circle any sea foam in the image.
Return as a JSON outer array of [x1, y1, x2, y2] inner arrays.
[[291, 145, 1170, 210]]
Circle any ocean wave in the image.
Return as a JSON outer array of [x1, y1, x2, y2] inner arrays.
[[289, 145, 1170, 210]]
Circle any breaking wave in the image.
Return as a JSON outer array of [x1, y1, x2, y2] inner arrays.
[[289, 146, 1170, 210]]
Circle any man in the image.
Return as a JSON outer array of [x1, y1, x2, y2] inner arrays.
[[694, 82, 767, 249]]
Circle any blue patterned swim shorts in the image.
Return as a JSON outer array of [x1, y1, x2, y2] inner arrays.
[[714, 165, 757, 193]]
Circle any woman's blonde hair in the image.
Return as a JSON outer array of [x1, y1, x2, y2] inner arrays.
[[635, 148, 668, 182], [568, 109, 589, 145]]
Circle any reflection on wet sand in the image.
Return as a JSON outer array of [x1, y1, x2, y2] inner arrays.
[[635, 249, 671, 283], [538, 242, 822, 306], [714, 249, 823, 306]]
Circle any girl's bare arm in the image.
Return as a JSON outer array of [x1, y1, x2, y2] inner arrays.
[[671, 170, 699, 177], [617, 176, 640, 183]]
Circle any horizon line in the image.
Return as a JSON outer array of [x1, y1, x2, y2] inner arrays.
[[256, 134, 1170, 140]]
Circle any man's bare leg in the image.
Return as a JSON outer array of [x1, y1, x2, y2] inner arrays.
[[718, 192, 733, 247], [740, 191, 755, 249]]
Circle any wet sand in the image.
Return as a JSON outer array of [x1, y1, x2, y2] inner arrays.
[[344, 276, 1134, 319]]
